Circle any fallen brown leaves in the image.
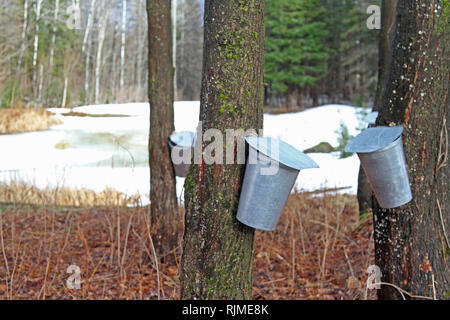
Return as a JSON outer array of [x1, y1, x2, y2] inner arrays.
[[0, 192, 375, 300]]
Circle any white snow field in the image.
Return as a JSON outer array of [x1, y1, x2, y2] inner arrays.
[[0, 102, 369, 204]]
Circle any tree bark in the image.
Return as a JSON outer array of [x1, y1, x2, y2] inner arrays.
[[372, 0, 449, 299], [120, 0, 127, 93], [357, 0, 398, 216], [32, 0, 42, 100], [181, 0, 265, 300], [374, 0, 398, 111], [95, 13, 107, 104], [11, 0, 28, 107], [172, 0, 177, 99], [147, 0, 178, 250]]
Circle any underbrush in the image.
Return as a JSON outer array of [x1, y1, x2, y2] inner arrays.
[[0, 108, 62, 134], [0, 191, 375, 300], [0, 181, 141, 207]]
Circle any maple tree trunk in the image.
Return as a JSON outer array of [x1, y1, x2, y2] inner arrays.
[[372, 0, 449, 299], [180, 0, 265, 299], [374, 0, 398, 111], [358, 0, 398, 215], [147, 0, 178, 249]]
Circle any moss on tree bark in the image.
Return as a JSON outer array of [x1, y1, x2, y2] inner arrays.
[[372, 0, 449, 299], [180, 0, 265, 299]]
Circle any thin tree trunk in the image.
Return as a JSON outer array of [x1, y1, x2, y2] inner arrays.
[[62, 76, 68, 107], [32, 0, 43, 99], [85, 36, 92, 104], [181, 0, 265, 300], [11, 0, 29, 107], [120, 0, 127, 93], [82, 0, 96, 54], [147, 0, 178, 250], [37, 64, 43, 103], [136, 0, 143, 99], [372, 0, 449, 300], [49, 0, 59, 70], [95, 14, 107, 104], [111, 23, 118, 101], [357, 0, 398, 216], [83, 0, 96, 104]]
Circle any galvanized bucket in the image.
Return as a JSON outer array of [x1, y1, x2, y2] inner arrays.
[[168, 131, 195, 177], [345, 126, 412, 208], [237, 137, 319, 231]]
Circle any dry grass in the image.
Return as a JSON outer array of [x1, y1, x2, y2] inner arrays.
[[253, 192, 375, 300], [0, 108, 62, 134], [0, 191, 375, 300], [0, 181, 142, 207]]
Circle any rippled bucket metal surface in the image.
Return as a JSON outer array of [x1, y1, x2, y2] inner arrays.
[[237, 137, 319, 231], [345, 126, 412, 208], [169, 131, 195, 177]]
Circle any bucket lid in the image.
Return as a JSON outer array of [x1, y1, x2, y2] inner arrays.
[[169, 131, 195, 148], [245, 136, 319, 171], [345, 126, 403, 153]]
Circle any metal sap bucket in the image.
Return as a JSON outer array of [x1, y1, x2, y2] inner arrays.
[[345, 126, 412, 208], [237, 137, 319, 231], [169, 131, 195, 177]]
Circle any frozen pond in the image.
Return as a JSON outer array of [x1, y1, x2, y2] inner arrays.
[[0, 102, 367, 204]]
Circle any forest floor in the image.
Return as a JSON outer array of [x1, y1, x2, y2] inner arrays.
[[0, 108, 62, 134], [0, 192, 376, 300]]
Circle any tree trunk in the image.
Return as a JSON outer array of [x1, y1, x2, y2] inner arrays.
[[181, 0, 265, 300], [49, 0, 59, 71], [147, 0, 178, 250], [95, 14, 107, 104], [357, 0, 398, 216], [374, 0, 398, 111], [11, 0, 29, 107], [136, 0, 143, 100], [83, 0, 96, 105], [120, 0, 127, 93], [372, 0, 449, 300], [82, 0, 96, 54], [172, 0, 177, 100], [32, 0, 42, 100]]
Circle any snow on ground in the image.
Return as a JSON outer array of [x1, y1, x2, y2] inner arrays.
[[0, 102, 368, 204]]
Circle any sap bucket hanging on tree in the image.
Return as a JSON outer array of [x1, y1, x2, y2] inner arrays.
[[237, 137, 319, 231], [168, 131, 195, 177], [345, 126, 412, 208]]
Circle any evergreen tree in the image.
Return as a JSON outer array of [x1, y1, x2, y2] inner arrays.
[[265, 0, 328, 108]]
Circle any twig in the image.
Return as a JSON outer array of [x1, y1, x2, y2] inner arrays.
[[436, 117, 447, 174], [143, 212, 161, 300], [310, 219, 357, 245], [437, 199, 450, 250], [343, 247, 355, 279], [120, 213, 134, 279], [375, 282, 434, 300], [0, 210, 11, 299]]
